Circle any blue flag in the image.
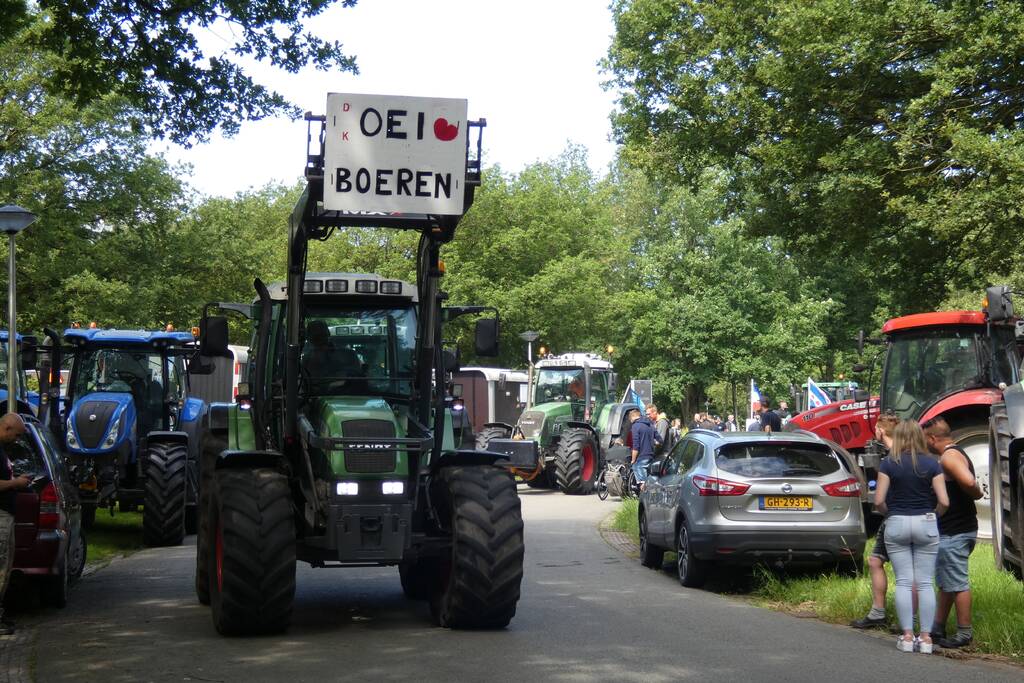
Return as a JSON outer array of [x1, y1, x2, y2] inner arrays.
[[807, 377, 832, 409]]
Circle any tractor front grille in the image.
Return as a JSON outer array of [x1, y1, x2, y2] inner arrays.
[[75, 401, 119, 449], [341, 419, 397, 473]]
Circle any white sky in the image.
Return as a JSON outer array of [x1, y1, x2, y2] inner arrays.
[[157, 0, 621, 198]]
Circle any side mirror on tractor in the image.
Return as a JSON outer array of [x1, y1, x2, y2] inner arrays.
[[474, 318, 499, 357], [985, 285, 1014, 322], [20, 335, 37, 371], [198, 315, 230, 357], [442, 347, 461, 373]]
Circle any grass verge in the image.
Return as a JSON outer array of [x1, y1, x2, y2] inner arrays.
[[611, 497, 1024, 660], [84, 511, 145, 568]]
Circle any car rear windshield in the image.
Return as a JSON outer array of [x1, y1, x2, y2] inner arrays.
[[715, 443, 842, 478], [7, 434, 46, 477]]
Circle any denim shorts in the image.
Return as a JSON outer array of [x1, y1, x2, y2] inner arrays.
[[935, 531, 976, 593], [871, 521, 888, 561]]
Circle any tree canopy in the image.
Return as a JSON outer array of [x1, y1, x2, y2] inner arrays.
[[2, 1, 360, 144]]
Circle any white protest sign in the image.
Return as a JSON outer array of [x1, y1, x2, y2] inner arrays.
[[324, 93, 469, 215]]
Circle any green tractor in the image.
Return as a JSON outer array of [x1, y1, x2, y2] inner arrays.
[[477, 353, 637, 495], [192, 101, 537, 635]]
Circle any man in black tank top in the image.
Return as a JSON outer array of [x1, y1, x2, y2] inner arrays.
[[924, 418, 983, 649]]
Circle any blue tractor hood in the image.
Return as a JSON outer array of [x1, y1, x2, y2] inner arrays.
[[66, 391, 137, 455]]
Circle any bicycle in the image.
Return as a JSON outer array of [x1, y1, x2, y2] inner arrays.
[[596, 460, 640, 500]]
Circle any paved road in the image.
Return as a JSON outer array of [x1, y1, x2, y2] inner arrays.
[[11, 489, 1023, 682]]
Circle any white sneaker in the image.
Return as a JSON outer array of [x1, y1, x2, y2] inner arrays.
[[896, 637, 915, 653], [917, 638, 933, 654]]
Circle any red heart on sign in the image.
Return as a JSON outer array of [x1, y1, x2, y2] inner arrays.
[[433, 118, 460, 141]]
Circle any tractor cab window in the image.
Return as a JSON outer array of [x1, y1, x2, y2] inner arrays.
[[0, 341, 27, 400], [883, 329, 982, 420], [301, 305, 416, 397], [535, 368, 585, 402], [990, 326, 1020, 387], [72, 349, 168, 432]]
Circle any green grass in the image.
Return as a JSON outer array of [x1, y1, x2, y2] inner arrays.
[[84, 510, 145, 567], [611, 498, 1024, 660], [612, 497, 640, 538], [755, 539, 1024, 660]]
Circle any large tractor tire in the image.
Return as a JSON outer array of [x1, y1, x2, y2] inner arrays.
[[195, 429, 227, 605], [555, 428, 600, 495], [430, 466, 524, 629], [142, 441, 188, 547], [951, 423, 992, 540], [475, 426, 510, 451], [990, 403, 1024, 579], [208, 467, 296, 635]]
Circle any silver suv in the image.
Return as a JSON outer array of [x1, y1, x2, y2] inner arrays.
[[639, 430, 866, 587]]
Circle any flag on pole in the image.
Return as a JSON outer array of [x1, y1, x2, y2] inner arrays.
[[749, 380, 762, 418], [807, 377, 832, 409]]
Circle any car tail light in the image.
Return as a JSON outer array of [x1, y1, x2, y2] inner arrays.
[[692, 475, 750, 496], [38, 482, 60, 529], [822, 477, 861, 497]]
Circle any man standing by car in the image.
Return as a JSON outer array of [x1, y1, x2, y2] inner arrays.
[[760, 399, 783, 433], [630, 407, 660, 489], [0, 413, 30, 635], [647, 404, 671, 454], [924, 417, 982, 649]]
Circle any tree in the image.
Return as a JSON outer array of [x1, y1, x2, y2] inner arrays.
[[605, 0, 1024, 327], [2, 0, 360, 144]]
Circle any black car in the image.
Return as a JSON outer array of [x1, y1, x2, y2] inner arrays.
[[11, 415, 86, 607]]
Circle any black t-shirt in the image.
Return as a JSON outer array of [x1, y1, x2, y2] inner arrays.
[[0, 446, 14, 515], [939, 445, 978, 535], [760, 410, 783, 432], [879, 452, 943, 515]]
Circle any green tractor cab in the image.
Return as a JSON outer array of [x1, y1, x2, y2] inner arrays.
[[477, 353, 637, 495], [192, 97, 537, 635]]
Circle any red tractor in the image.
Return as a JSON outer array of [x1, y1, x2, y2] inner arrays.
[[788, 286, 1021, 539]]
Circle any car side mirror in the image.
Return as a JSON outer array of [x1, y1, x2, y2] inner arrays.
[[647, 459, 662, 476], [198, 315, 230, 357], [474, 318, 499, 357]]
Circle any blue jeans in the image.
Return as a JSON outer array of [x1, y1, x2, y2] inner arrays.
[[936, 531, 976, 593], [885, 513, 940, 634], [632, 455, 652, 482]]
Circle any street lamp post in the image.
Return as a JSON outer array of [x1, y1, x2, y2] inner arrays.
[[519, 331, 540, 410], [0, 206, 36, 415]]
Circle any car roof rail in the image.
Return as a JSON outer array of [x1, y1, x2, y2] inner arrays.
[[688, 429, 723, 439]]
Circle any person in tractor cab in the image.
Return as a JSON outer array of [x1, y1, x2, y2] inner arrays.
[[924, 417, 982, 649], [302, 320, 363, 390], [0, 413, 30, 635]]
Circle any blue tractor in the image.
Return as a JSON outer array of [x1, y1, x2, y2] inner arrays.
[[46, 328, 206, 546]]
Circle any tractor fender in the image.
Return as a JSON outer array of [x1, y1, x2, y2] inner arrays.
[[214, 449, 285, 471], [564, 421, 597, 436], [144, 430, 189, 446], [206, 402, 231, 435], [482, 421, 515, 434]]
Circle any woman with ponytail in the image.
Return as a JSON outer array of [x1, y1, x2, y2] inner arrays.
[[874, 419, 949, 654]]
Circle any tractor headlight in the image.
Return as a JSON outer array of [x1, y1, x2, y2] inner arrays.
[[101, 419, 120, 449], [382, 481, 404, 495], [66, 417, 79, 449], [336, 482, 359, 496]]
